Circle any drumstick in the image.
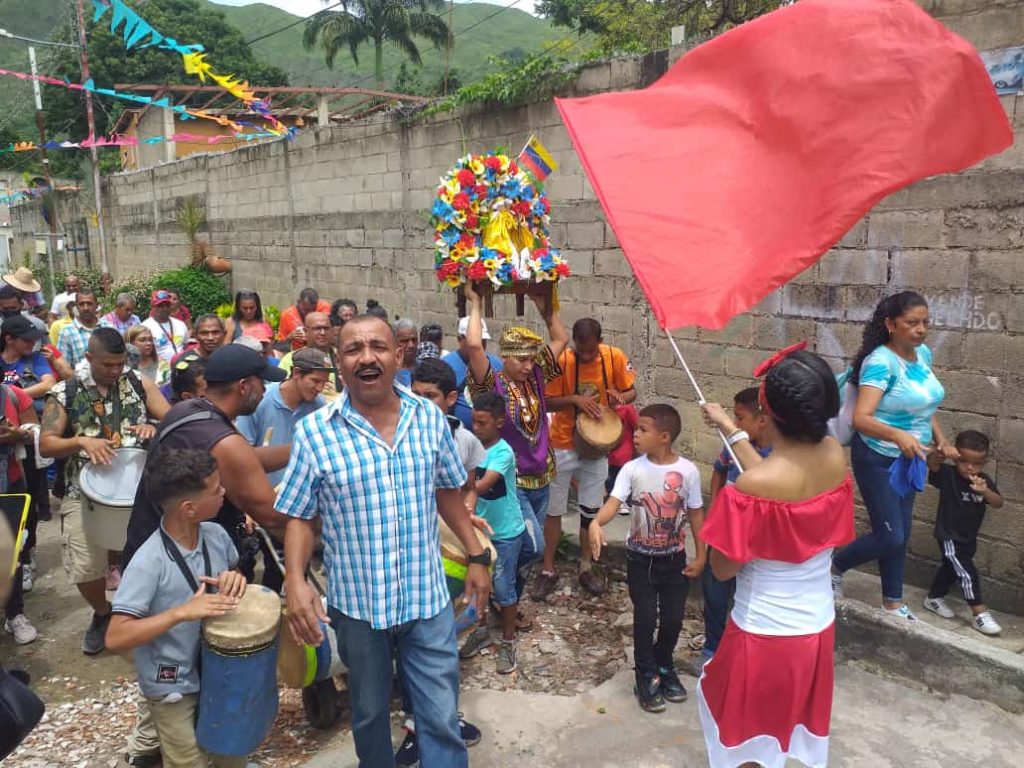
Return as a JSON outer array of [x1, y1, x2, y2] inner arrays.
[[261, 427, 274, 447]]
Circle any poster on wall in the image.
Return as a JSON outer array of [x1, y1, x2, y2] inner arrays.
[[981, 46, 1024, 95]]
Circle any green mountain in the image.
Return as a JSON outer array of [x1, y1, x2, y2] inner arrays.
[[213, 1, 581, 89], [0, 0, 584, 140]]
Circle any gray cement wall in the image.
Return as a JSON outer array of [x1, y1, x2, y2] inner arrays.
[[12, 0, 1024, 611]]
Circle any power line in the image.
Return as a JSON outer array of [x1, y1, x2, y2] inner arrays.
[[0, 28, 80, 49], [244, 0, 348, 45]]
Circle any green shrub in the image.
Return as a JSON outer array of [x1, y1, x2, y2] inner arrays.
[[149, 267, 231, 319], [264, 305, 281, 333]]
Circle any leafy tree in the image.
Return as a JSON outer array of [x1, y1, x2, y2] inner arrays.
[[41, 0, 288, 177], [303, 0, 452, 87], [536, 0, 785, 55]]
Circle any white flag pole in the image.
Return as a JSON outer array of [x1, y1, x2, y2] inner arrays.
[[664, 329, 744, 472]]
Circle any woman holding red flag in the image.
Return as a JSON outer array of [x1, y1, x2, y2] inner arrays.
[[698, 344, 854, 768]]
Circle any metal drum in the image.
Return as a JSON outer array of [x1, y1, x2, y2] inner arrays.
[[78, 448, 146, 551], [196, 585, 281, 757]]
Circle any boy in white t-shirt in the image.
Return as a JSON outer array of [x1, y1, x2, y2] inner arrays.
[[589, 403, 705, 714]]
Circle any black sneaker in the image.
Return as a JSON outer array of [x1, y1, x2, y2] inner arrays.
[[395, 730, 419, 767], [124, 752, 162, 767], [82, 612, 111, 656], [459, 713, 482, 747], [658, 667, 688, 703], [635, 672, 666, 713]]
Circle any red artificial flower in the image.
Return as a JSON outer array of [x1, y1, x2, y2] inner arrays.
[[452, 192, 471, 211], [512, 201, 531, 218], [509, 161, 519, 175], [467, 260, 489, 280], [532, 247, 549, 260], [437, 261, 460, 279], [459, 233, 476, 250], [541, 197, 551, 214], [465, 213, 479, 229], [457, 169, 476, 188], [485, 156, 502, 171], [556, 262, 571, 277], [474, 185, 489, 198]]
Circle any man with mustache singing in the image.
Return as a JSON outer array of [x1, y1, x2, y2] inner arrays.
[[280, 313, 490, 768]]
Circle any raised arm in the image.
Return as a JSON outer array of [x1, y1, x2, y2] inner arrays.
[[529, 287, 569, 360], [463, 282, 491, 385], [211, 435, 288, 534]]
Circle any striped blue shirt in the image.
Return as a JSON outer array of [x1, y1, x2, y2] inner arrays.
[[276, 383, 468, 629]]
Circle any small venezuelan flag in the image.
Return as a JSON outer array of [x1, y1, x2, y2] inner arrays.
[[518, 134, 558, 182]]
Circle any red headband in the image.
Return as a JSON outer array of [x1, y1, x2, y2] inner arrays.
[[754, 341, 808, 423]]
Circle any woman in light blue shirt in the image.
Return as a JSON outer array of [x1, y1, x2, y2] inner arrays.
[[832, 292, 953, 621]]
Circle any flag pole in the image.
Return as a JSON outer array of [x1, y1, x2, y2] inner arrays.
[[664, 329, 744, 472]]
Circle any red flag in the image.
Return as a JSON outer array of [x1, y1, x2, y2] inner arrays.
[[556, 0, 1013, 330]]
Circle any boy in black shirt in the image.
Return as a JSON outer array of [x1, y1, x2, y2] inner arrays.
[[923, 430, 1004, 636]]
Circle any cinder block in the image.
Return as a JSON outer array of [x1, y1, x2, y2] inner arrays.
[[819, 248, 888, 286], [946, 208, 1024, 249], [866, 210, 944, 249]]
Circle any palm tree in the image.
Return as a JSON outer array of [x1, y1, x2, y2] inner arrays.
[[304, 0, 453, 88]]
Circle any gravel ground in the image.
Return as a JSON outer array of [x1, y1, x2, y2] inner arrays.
[[4, 515, 705, 766]]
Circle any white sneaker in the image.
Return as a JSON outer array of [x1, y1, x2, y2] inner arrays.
[[884, 604, 918, 622], [923, 596, 955, 619], [972, 611, 1001, 636], [831, 572, 844, 600], [4, 614, 38, 644], [21, 567, 33, 593]]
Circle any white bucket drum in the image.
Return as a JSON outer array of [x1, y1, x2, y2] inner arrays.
[[78, 447, 146, 551]]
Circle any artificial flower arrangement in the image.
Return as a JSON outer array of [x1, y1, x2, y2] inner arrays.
[[432, 152, 571, 288]]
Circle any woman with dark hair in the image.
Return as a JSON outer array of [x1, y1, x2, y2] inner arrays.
[[331, 298, 358, 325], [224, 290, 273, 343], [832, 291, 951, 620], [365, 299, 389, 321], [699, 345, 854, 768]]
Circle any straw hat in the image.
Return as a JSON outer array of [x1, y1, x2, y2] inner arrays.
[[3, 266, 41, 294]]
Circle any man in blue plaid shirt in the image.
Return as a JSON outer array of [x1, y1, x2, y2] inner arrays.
[[279, 314, 491, 768]]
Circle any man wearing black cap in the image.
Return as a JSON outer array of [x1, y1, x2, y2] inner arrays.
[[122, 345, 290, 571]]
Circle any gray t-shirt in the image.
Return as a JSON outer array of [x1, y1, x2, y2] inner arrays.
[[112, 521, 238, 698], [450, 417, 486, 477]]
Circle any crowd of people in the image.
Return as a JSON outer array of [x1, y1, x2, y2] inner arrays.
[[0, 266, 1009, 768]]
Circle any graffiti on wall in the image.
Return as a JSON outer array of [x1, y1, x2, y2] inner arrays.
[[924, 292, 1003, 331]]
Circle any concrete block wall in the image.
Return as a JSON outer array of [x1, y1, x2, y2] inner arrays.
[[23, 0, 1023, 611]]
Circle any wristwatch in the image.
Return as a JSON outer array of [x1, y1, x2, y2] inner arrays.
[[467, 550, 492, 567]]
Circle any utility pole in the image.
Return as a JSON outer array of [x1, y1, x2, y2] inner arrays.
[[74, 0, 109, 276], [28, 45, 59, 298]]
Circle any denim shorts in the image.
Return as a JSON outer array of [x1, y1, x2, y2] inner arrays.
[[491, 529, 532, 607]]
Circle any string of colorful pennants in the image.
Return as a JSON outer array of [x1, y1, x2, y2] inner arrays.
[[0, 130, 281, 157], [91, 0, 288, 133], [0, 67, 247, 131]]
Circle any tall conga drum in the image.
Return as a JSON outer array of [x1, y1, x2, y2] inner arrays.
[[196, 585, 281, 756]]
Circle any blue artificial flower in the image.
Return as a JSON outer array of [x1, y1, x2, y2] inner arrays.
[[532, 199, 547, 216], [441, 227, 461, 246], [500, 179, 522, 198], [432, 199, 456, 221]]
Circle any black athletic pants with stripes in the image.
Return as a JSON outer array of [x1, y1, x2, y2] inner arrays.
[[928, 538, 983, 607]]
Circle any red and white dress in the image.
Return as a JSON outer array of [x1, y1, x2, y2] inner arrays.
[[697, 477, 855, 768]]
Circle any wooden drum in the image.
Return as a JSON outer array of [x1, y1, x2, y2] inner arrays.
[[574, 406, 624, 459]]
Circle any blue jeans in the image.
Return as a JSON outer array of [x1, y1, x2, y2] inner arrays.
[[701, 548, 735, 658], [491, 530, 533, 607], [832, 434, 916, 602], [330, 604, 466, 768], [516, 485, 549, 562]]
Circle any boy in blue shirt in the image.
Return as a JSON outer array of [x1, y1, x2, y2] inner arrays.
[[469, 392, 534, 675], [703, 387, 772, 660], [106, 449, 247, 768]]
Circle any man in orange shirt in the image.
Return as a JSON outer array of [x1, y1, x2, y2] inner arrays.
[[277, 288, 332, 351], [539, 319, 636, 599]]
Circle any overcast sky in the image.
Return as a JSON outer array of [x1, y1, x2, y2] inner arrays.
[[210, 0, 540, 20]]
